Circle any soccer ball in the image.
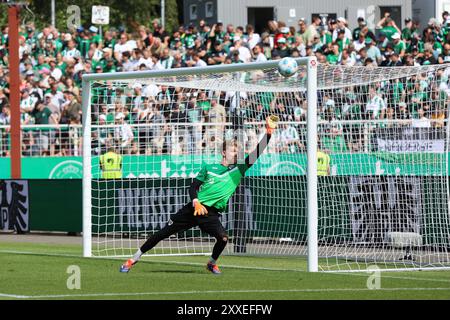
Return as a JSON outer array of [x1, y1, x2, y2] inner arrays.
[[277, 57, 298, 77]]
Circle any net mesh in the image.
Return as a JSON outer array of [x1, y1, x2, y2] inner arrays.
[[88, 63, 450, 271]]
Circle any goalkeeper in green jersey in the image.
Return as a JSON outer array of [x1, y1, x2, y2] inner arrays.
[[120, 115, 279, 274]]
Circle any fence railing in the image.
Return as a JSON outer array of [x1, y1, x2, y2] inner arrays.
[[0, 120, 447, 157]]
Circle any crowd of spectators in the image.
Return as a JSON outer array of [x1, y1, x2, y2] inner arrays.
[[0, 12, 449, 157]]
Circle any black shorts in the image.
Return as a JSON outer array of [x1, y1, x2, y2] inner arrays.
[[169, 202, 227, 239]]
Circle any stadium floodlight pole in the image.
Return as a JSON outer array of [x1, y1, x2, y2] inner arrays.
[[7, 3, 22, 179], [82, 78, 92, 257], [307, 56, 318, 272], [161, 0, 165, 29], [51, 0, 55, 27]]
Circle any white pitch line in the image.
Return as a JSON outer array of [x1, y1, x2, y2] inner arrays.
[[0, 293, 31, 299], [2, 287, 450, 300]]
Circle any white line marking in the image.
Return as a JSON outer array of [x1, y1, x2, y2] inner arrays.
[[2, 287, 450, 300], [0, 293, 31, 299]]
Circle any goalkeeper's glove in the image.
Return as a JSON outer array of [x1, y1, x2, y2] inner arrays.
[[266, 115, 279, 135], [193, 199, 208, 216]]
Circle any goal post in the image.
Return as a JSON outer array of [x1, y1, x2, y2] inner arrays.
[[81, 57, 319, 267], [81, 59, 450, 272]]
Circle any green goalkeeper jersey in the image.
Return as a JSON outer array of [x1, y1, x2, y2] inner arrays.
[[195, 163, 248, 212]]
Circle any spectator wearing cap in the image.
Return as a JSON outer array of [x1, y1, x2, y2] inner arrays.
[[272, 37, 291, 58], [228, 50, 242, 64], [376, 31, 389, 53], [336, 28, 351, 52], [229, 37, 251, 63], [279, 26, 291, 44], [333, 17, 352, 43], [89, 26, 102, 45], [95, 64, 103, 73], [376, 12, 401, 42], [387, 52, 403, 67], [98, 47, 112, 70], [353, 17, 367, 40], [207, 40, 227, 65], [365, 36, 383, 65], [391, 33, 406, 60]]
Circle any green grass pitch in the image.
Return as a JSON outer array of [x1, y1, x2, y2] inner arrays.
[[0, 241, 450, 300]]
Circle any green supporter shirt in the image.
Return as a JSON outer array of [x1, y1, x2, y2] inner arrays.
[[380, 26, 398, 41], [394, 40, 406, 54], [79, 38, 91, 58], [327, 53, 339, 65], [337, 38, 350, 52], [320, 32, 333, 45], [195, 163, 248, 211], [402, 27, 412, 41]]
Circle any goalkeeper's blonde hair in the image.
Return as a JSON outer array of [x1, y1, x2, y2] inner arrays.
[[222, 139, 238, 153]]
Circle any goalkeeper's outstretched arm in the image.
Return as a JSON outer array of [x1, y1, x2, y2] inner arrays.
[[245, 115, 279, 169]]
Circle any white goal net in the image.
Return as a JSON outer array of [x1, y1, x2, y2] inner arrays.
[[82, 60, 450, 271]]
